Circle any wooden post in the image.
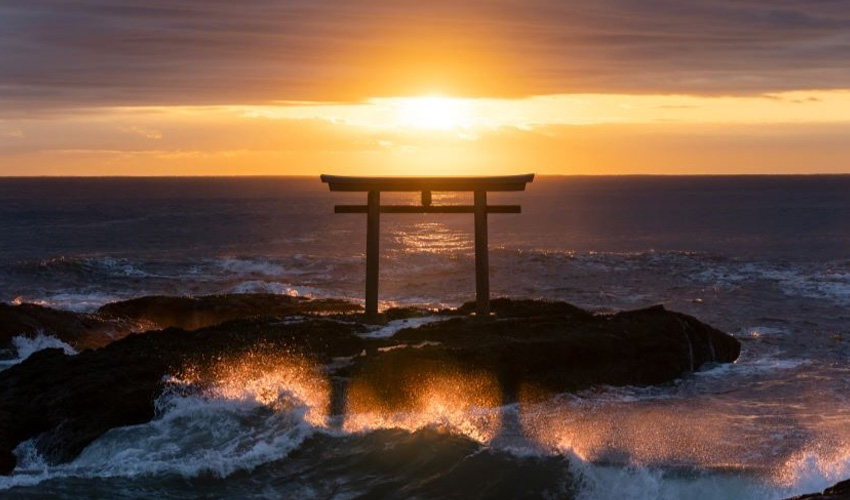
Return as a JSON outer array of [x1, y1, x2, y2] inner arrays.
[[474, 190, 490, 316], [366, 190, 380, 320]]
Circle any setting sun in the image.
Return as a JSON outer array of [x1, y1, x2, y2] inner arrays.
[[394, 96, 471, 130]]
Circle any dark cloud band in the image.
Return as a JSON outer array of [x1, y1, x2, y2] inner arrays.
[[2, 0, 850, 110]]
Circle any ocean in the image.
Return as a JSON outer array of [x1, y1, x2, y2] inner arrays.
[[1, 175, 850, 499]]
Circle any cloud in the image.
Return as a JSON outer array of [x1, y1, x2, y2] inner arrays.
[[121, 126, 162, 139], [2, 103, 850, 175], [1, 0, 850, 112]]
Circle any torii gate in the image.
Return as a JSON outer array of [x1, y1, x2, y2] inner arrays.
[[321, 174, 534, 320]]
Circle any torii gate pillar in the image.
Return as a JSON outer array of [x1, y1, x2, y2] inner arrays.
[[321, 174, 534, 321], [473, 190, 489, 316]]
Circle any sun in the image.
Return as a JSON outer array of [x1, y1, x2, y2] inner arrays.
[[395, 96, 470, 130]]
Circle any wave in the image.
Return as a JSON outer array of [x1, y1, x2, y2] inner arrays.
[[0, 334, 76, 371], [7, 251, 850, 316], [2, 392, 316, 491], [3, 369, 848, 500]]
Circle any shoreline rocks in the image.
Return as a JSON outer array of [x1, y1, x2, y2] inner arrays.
[[787, 480, 850, 500], [0, 294, 364, 358], [0, 295, 740, 475], [0, 303, 125, 353]]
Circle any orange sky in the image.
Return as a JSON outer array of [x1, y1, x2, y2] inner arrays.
[[1, 1, 850, 175]]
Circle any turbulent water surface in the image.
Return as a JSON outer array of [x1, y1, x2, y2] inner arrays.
[[2, 176, 850, 499]]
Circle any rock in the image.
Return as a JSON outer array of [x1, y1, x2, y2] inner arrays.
[[349, 300, 740, 408], [0, 296, 740, 474], [0, 450, 13, 476], [0, 409, 15, 475], [0, 303, 126, 353], [0, 294, 363, 357], [786, 479, 850, 499], [96, 293, 362, 330], [0, 317, 369, 466]]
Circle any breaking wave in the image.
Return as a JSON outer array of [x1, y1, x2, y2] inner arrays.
[[0, 334, 76, 371]]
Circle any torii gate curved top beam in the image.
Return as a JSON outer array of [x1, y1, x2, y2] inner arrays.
[[321, 174, 534, 321]]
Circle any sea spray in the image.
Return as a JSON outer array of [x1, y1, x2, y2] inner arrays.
[[0, 334, 76, 370]]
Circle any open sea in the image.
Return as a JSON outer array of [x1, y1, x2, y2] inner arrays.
[[1, 175, 850, 499]]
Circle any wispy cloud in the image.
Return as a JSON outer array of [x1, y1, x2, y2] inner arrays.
[[2, 0, 850, 112], [2, 100, 850, 175], [121, 126, 163, 140], [3, 129, 24, 138]]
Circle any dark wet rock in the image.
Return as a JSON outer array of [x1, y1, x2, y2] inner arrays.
[[97, 293, 362, 330], [0, 294, 364, 356], [351, 302, 740, 407], [0, 296, 740, 474], [0, 409, 15, 475], [0, 303, 126, 353], [787, 479, 850, 499], [453, 298, 592, 319], [0, 450, 13, 476], [0, 317, 369, 466]]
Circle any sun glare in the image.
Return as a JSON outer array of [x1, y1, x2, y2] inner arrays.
[[395, 96, 470, 130]]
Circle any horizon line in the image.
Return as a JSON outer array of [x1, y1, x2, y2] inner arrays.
[[2, 172, 850, 179]]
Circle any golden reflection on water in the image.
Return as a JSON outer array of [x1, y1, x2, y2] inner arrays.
[[173, 351, 331, 427], [383, 192, 474, 255], [343, 367, 503, 443], [392, 222, 473, 254]]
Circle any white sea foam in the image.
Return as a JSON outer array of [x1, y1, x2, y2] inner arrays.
[[777, 447, 850, 497], [741, 325, 788, 340], [359, 316, 449, 339], [213, 257, 293, 278], [228, 280, 323, 297], [694, 261, 850, 306], [570, 460, 773, 500], [1, 392, 317, 490], [539, 414, 850, 500], [24, 292, 123, 312], [692, 356, 809, 381], [0, 333, 76, 370], [72, 395, 314, 478], [91, 257, 153, 278]]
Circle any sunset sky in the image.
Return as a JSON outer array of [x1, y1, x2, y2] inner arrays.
[[1, 0, 849, 175]]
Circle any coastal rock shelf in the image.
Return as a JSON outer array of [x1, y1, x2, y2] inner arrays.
[[0, 294, 740, 475], [787, 480, 850, 500]]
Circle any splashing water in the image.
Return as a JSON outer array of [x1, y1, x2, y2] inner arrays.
[[0, 334, 76, 370], [166, 350, 332, 427], [344, 368, 504, 444]]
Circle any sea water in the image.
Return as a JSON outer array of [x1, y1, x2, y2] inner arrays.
[[1, 175, 850, 499]]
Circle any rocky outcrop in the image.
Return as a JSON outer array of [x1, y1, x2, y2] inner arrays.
[[0, 294, 363, 357], [787, 480, 850, 500], [0, 296, 740, 475], [349, 300, 740, 409], [96, 293, 362, 331], [0, 303, 125, 352]]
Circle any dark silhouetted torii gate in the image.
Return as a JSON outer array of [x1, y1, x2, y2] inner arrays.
[[321, 174, 534, 321]]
